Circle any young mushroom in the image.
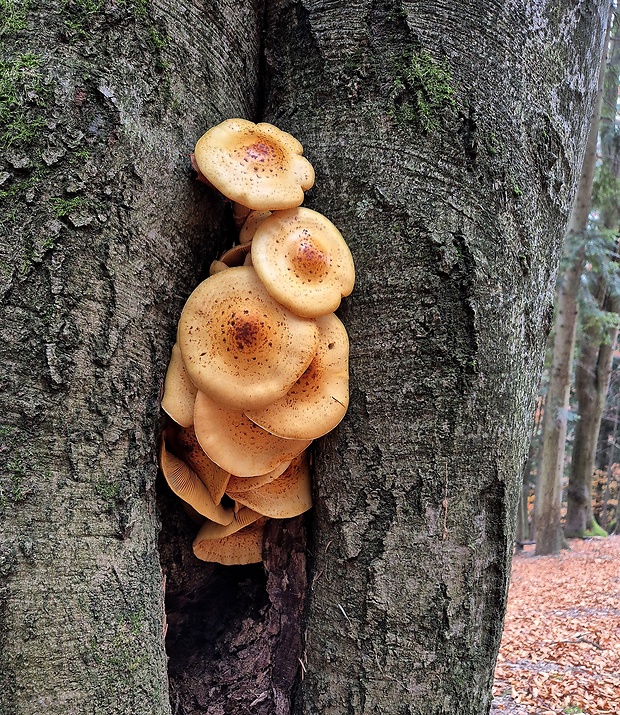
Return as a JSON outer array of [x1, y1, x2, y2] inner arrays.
[[193, 514, 267, 565], [193, 119, 315, 211], [177, 266, 319, 411], [193, 390, 312, 477], [245, 313, 349, 440], [251, 207, 355, 318], [226, 451, 312, 518], [226, 459, 291, 493]]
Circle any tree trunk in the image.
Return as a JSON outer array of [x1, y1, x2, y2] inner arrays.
[[262, 1, 608, 712], [0, 1, 263, 712], [535, 5, 612, 555], [565, 316, 617, 537], [565, 14, 620, 539], [0, 1, 609, 714]]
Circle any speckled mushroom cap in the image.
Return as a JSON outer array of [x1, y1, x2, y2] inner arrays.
[[193, 515, 267, 565], [193, 119, 315, 211], [251, 208, 355, 318], [172, 425, 231, 505], [159, 431, 234, 525], [178, 266, 319, 411], [193, 391, 312, 477], [245, 313, 349, 440], [161, 343, 198, 428], [226, 452, 312, 518]]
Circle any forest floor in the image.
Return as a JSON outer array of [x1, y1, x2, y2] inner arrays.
[[490, 536, 620, 715]]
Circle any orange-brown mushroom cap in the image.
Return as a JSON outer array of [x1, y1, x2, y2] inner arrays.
[[226, 452, 312, 518], [193, 515, 267, 565], [194, 391, 312, 477], [159, 431, 234, 525], [251, 208, 355, 318], [245, 313, 349, 440], [193, 119, 314, 211], [161, 343, 198, 428], [178, 266, 319, 411]]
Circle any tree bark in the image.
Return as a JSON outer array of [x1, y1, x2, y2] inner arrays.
[[535, 4, 612, 555], [0, 1, 262, 713], [261, 1, 608, 711], [0, 1, 609, 714]]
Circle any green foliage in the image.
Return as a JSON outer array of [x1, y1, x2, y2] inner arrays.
[[0, 52, 47, 148], [390, 50, 456, 132], [573, 222, 620, 342]]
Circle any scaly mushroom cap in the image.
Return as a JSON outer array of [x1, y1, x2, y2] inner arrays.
[[159, 431, 234, 525], [178, 266, 319, 411], [193, 119, 315, 210], [194, 391, 312, 477], [226, 460, 291, 493], [193, 514, 267, 565], [239, 210, 272, 245], [172, 426, 231, 505], [226, 452, 312, 518], [245, 314, 349, 440], [161, 343, 198, 428], [251, 208, 355, 318]]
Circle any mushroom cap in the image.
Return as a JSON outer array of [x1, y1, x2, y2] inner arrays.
[[239, 210, 272, 245], [194, 391, 312, 477], [161, 343, 198, 428], [245, 313, 349, 440], [251, 208, 355, 318], [193, 119, 315, 211], [172, 426, 231, 505], [193, 515, 267, 565], [226, 452, 312, 518], [159, 431, 234, 525], [194, 506, 263, 539], [178, 266, 319, 411], [226, 460, 291, 493]]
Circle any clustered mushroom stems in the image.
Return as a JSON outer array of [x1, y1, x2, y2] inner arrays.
[[160, 119, 355, 565]]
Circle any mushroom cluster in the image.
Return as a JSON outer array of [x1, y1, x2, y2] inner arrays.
[[160, 119, 355, 565]]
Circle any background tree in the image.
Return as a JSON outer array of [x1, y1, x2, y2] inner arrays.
[[535, 7, 612, 555], [556, 10, 620, 539], [0, 1, 608, 714]]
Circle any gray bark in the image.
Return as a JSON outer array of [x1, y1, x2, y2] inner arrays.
[[261, 1, 608, 711], [535, 4, 612, 555], [0, 1, 262, 713], [0, 1, 609, 714]]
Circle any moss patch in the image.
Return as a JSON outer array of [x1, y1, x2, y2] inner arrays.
[[584, 519, 608, 538], [0, 0, 32, 36], [0, 52, 48, 148], [391, 49, 456, 131]]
